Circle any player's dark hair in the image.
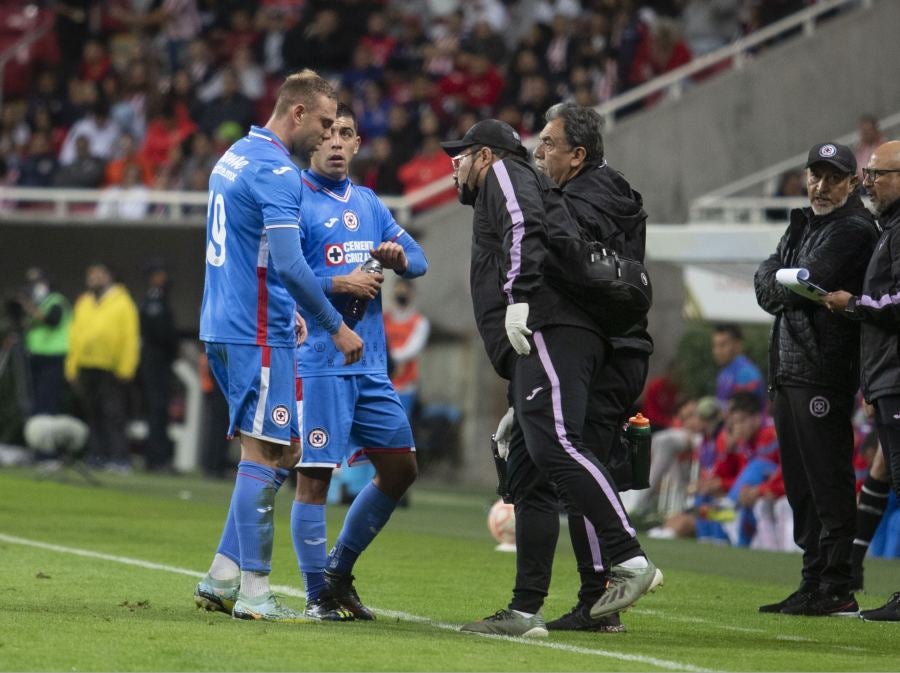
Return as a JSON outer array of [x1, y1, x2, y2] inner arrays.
[[728, 391, 761, 415], [713, 323, 743, 342], [336, 102, 357, 128], [273, 69, 336, 117], [544, 102, 604, 164]]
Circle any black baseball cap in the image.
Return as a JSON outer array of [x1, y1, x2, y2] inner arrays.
[[806, 142, 856, 174], [441, 119, 528, 159]]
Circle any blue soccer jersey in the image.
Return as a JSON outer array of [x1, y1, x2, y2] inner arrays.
[[297, 169, 427, 375], [200, 126, 341, 347]]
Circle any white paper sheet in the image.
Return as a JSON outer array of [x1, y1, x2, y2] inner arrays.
[[775, 267, 827, 301]]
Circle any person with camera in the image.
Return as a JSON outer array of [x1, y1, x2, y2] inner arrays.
[[754, 142, 879, 617], [443, 119, 660, 637], [17, 268, 72, 417]]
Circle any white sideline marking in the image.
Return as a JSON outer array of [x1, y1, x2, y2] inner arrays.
[[1, 532, 713, 673]]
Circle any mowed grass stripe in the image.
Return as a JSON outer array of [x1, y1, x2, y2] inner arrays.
[[0, 532, 713, 673]]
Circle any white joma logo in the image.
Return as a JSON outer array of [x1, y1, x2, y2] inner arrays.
[[323, 217, 339, 228], [303, 537, 327, 545], [526, 387, 543, 400], [272, 166, 293, 175]]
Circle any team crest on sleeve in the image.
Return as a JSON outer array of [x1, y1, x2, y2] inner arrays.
[[308, 428, 329, 448], [325, 243, 344, 266], [271, 405, 291, 427], [342, 210, 359, 231]]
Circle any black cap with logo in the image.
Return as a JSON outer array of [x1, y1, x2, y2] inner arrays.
[[806, 142, 856, 174], [441, 119, 528, 159]]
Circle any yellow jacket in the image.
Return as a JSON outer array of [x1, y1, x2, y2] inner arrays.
[[65, 284, 140, 382]]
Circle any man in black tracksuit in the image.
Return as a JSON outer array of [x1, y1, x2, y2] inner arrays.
[[532, 103, 654, 632], [822, 140, 900, 622], [754, 142, 879, 617], [441, 119, 659, 638]]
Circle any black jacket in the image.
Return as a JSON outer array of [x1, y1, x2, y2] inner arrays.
[[562, 162, 653, 354], [755, 193, 879, 393], [470, 156, 601, 380], [845, 199, 900, 401]]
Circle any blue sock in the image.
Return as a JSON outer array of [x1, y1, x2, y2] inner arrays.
[[233, 460, 277, 574], [215, 507, 240, 567], [274, 467, 291, 491], [291, 501, 327, 600], [216, 468, 290, 567], [327, 482, 397, 576]]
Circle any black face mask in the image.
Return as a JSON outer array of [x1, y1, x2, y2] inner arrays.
[[395, 295, 410, 307], [459, 182, 479, 205]]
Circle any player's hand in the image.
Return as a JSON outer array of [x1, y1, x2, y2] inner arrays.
[[493, 407, 515, 460], [294, 311, 308, 345], [335, 267, 384, 299], [505, 303, 532, 355], [331, 322, 364, 365], [822, 290, 852, 313], [370, 242, 408, 274]]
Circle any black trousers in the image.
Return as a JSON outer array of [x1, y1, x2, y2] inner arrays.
[[873, 395, 900, 500], [772, 385, 856, 595], [141, 349, 173, 470], [79, 368, 130, 466], [28, 354, 66, 415], [505, 326, 642, 613], [569, 348, 649, 603]]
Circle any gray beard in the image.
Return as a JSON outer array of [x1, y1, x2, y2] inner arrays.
[[810, 192, 850, 216]]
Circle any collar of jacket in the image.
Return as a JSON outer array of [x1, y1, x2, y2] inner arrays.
[[791, 192, 869, 228], [878, 197, 900, 229], [563, 163, 647, 233]]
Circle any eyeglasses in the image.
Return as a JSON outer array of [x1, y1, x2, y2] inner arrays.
[[862, 168, 900, 182], [451, 150, 477, 171]]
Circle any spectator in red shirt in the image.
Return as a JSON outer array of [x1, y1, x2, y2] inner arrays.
[[642, 359, 681, 431], [359, 11, 397, 68], [397, 134, 456, 212], [79, 39, 112, 83], [140, 97, 197, 174]]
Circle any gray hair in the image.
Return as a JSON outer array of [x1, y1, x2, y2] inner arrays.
[[544, 103, 604, 164]]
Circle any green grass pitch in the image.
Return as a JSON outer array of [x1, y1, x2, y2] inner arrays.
[[1, 468, 898, 671]]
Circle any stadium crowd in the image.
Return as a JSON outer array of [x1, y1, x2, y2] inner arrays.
[[1, 0, 835, 209]]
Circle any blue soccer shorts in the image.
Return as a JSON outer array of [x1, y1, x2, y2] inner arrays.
[[296, 371, 415, 468], [205, 342, 300, 446]]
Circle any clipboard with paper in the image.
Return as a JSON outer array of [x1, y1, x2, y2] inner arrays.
[[775, 268, 828, 302]]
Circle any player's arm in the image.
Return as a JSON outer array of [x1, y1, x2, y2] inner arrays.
[[369, 197, 428, 278], [329, 266, 384, 299], [255, 167, 363, 362]]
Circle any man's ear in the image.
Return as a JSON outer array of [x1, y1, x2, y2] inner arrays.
[[571, 146, 587, 168], [292, 102, 306, 124]]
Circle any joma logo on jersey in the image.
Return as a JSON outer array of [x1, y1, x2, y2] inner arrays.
[[324, 241, 376, 266]]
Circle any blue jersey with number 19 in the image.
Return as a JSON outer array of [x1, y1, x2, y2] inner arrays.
[[200, 126, 339, 347]]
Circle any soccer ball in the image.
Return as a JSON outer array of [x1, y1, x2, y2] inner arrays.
[[487, 499, 516, 549]]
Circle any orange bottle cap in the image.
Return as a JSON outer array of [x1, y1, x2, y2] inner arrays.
[[628, 412, 650, 427]]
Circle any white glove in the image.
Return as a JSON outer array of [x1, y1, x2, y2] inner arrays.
[[505, 302, 532, 355], [494, 407, 515, 460]]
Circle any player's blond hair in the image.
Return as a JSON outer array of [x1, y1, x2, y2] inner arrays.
[[273, 69, 336, 117]]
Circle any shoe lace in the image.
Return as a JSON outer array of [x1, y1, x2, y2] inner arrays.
[[889, 592, 900, 606], [486, 609, 515, 621]]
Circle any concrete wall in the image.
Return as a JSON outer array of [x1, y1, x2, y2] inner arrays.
[[605, 0, 900, 222]]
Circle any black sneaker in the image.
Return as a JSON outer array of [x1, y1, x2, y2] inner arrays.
[[758, 589, 817, 614], [782, 592, 859, 617], [304, 594, 356, 621], [849, 564, 864, 594], [324, 571, 375, 620], [859, 592, 900, 622], [547, 602, 626, 633]]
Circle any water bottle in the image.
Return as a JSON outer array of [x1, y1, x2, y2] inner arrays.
[[342, 257, 383, 327], [627, 412, 651, 490]]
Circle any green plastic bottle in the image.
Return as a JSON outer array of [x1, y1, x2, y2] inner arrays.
[[627, 412, 651, 490]]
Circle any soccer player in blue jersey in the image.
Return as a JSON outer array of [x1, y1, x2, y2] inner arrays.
[[289, 103, 428, 621], [194, 71, 364, 623]]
